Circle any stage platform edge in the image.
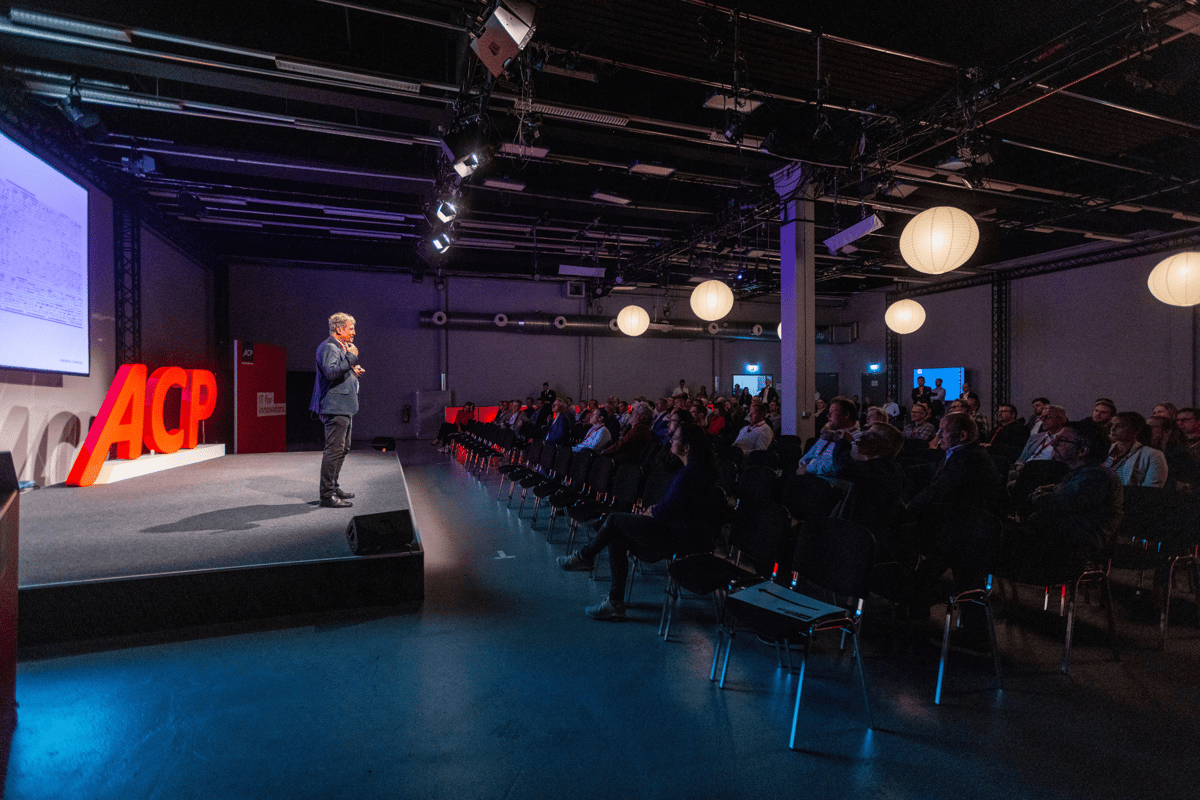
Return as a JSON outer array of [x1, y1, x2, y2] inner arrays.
[[17, 546, 424, 648]]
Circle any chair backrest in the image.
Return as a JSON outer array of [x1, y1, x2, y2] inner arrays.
[[1011, 458, 1069, 505], [736, 464, 778, 508], [553, 445, 574, 477], [728, 500, 793, 577], [744, 448, 780, 470], [567, 449, 593, 486], [716, 459, 739, 495], [780, 473, 836, 521], [524, 440, 543, 465], [641, 470, 676, 507], [537, 443, 558, 473], [610, 463, 644, 508], [1116, 486, 1193, 546], [586, 455, 615, 495], [791, 517, 875, 600], [774, 434, 805, 473], [921, 504, 1003, 575], [719, 445, 744, 468]]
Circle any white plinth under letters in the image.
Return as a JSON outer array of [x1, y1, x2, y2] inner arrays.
[[92, 444, 226, 485]]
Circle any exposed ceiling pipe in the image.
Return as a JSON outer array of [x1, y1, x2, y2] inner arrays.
[[418, 311, 779, 341]]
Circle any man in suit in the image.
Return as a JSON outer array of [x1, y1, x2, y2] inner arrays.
[[908, 412, 1001, 514], [757, 378, 779, 405], [310, 312, 363, 508]]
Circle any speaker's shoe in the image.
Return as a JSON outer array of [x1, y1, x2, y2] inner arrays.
[[320, 497, 353, 508], [334, 489, 356, 499]]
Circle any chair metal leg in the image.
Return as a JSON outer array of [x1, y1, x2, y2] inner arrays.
[[935, 604, 954, 704], [853, 630, 874, 730], [985, 601, 1003, 690], [710, 627, 725, 681], [1061, 585, 1076, 674], [659, 577, 677, 640], [719, 630, 733, 688]]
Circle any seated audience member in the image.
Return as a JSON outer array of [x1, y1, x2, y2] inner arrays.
[[533, 398, 554, 428], [544, 398, 575, 445], [827, 422, 906, 541], [964, 394, 991, 440], [692, 399, 710, 428], [797, 397, 859, 476], [1092, 398, 1116, 432], [1147, 414, 1190, 489], [1014, 405, 1068, 469], [1004, 420, 1123, 574], [558, 424, 722, 620], [814, 397, 829, 432], [863, 406, 888, 429], [1151, 402, 1178, 421], [503, 399, 529, 432], [672, 379, 689, 397], [732, 402, 775, 455], [984, 403, 1030, 463], [1177, 407, 1200, 454], [907, 413, 1002, 514], [883, 396, 901, 423], [706, 399, 728, 439], [432, 401, 475, 451], [604, 404, 655, 464], [697, 386, 709, 400], [573, 408, 614, 452], [767, 400, 782, 437], [1104, 411, 1167, 488], [902, 402, 937, 442], [1027, 397, 1050, 435], [650, 398, 673, 441]]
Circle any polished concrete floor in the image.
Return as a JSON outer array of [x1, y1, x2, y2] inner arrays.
[[5, 442, 1200, 799]]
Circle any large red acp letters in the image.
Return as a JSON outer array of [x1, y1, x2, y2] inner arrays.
[[66, 364, 218, 487]]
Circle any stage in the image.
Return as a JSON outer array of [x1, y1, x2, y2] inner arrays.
[[15, 450, 424, 647]]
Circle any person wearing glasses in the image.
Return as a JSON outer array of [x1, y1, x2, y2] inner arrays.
[[1104, 411, 1167, 488], [1004, 420, 1123, 575]]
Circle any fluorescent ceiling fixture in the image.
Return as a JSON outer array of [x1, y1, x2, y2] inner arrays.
[[582, 231, 651, 243], [483, 178, 526, 191], [9, 7, 132, 42], [1173, 212, 1200, 223], [708, 130, 763, 148], [630, 161, 675, 177], [79, 89, 181, 111], [197, 195, 247, 206], [1030, 226, 1056, 233], [198, 218, 262, 227], [1084, 232, 1131, 242], [559, 264, 607, 278], [455, 238, 517, 249], [522, 101, 629, 127], [884, 182, 920, 198], [1110, 204, 1141, 213], [702, 92, 763, 113], [499, 142, 549, 158], [275, 58, 421, 93], [823, 213, 885, 255], [540, 63, 597, 82], [328, 228, 412, 240], [591, 191, 631, 205], [321, 207, 411, 221], [1166, 10, 1200, 33]]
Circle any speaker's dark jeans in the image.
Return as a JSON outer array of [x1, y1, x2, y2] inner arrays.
[[320, 413, 353, 499]]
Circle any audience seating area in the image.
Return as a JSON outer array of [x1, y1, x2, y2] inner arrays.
[[434, 391, 1200, 740]]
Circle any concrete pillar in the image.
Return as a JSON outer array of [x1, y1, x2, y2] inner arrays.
[[773, 163, 816, 441]]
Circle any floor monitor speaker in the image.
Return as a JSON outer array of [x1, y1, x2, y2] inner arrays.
[[346, 509, 415, 555]]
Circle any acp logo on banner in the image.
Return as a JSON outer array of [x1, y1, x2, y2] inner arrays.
[[66, 364, 218, 487]]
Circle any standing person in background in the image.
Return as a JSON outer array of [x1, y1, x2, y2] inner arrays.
[[311, 312, 363, 508], [912, 376, 933, 407]]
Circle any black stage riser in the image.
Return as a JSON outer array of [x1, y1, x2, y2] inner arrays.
[[17, 548, 423, 647]]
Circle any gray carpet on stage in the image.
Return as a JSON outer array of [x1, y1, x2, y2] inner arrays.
[[18, 450, 411, 586]]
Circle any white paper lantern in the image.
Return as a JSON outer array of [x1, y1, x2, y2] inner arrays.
[[899, 206, 979, 274], [689, 280, 735, 321], [884, 299, 926, 334], [616, 305, 650, 336], [1148, 252, 1200, 307]]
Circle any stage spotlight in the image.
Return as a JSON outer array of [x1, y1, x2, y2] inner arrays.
[[176, 191, 208, 219], [431, 229, 454, 253], [441, 124, 490, 180], [470, 0, 538, 77], [453, 152, 484, 179], [436, 199, 458, 223], [722, 109, 744, 145], [57, 95, 108, 141]]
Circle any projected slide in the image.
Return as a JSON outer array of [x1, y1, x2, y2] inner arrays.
[[0, 129, 90, 376], [913, 367, 964, 401]]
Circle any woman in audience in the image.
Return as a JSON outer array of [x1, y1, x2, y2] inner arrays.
[[1104, 411, 1167, 488], [814, 397, 829, 432], [1146, 414, 1188, 489], [1151, 402, 1178, 421], [432, 401, 475, 451]]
